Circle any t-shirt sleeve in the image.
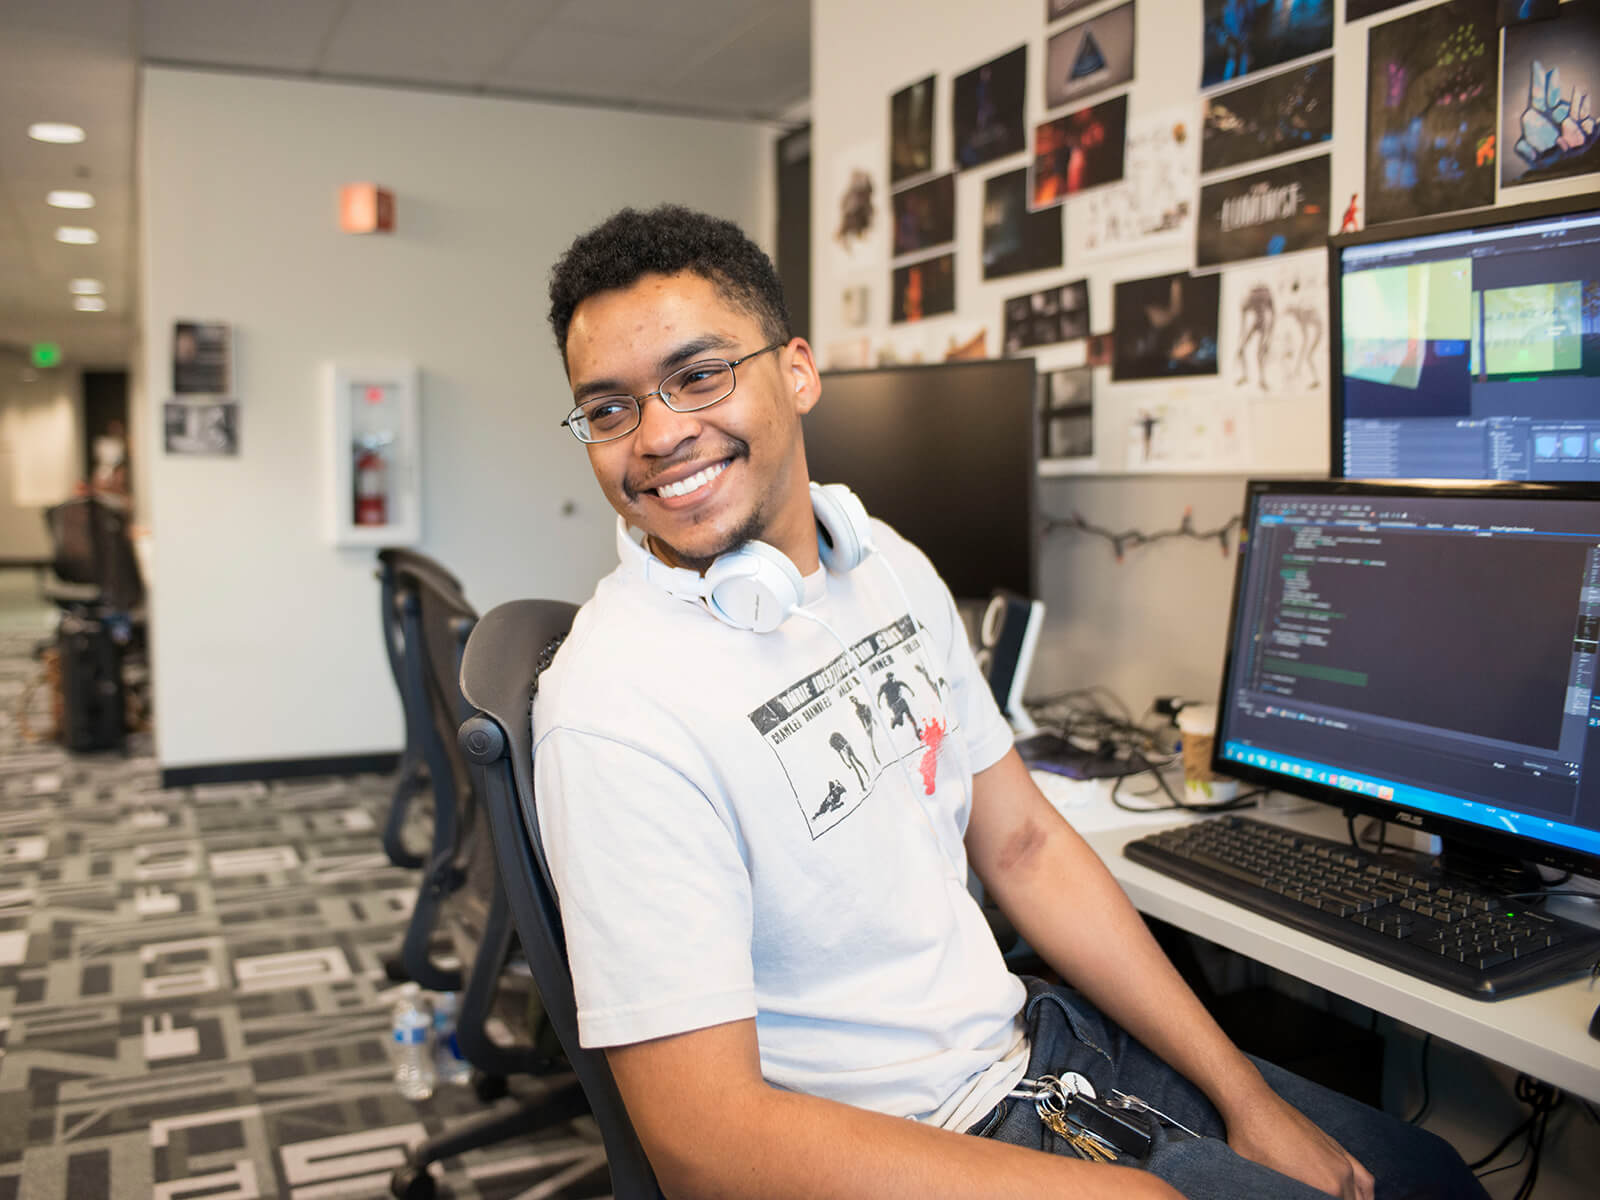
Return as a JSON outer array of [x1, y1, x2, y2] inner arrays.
[[533, 726, 757, 1048]]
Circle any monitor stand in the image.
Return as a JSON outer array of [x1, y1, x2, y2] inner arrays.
[[1436, 838, 1547, 896]]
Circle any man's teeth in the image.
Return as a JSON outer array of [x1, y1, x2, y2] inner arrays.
[[657, 461, 728, 499]]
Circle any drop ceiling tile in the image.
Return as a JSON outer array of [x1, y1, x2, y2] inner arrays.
[[548, 0, 773, 41], [141, 0, 344, 71], [318, 0, 560, 86], [485, 24, 701, 95]]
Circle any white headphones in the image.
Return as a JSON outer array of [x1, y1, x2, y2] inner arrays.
[[616, 481, 874, 633]]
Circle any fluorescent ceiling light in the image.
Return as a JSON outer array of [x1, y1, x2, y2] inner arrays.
[[55, 226, 98, 245], [47, 190, 95, 209], [69, 278, 103, 295], [74, 296, 107, 312], [29, 123, 85, 144]]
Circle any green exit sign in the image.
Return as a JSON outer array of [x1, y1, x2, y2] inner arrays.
[[29, 342, 62, 369]]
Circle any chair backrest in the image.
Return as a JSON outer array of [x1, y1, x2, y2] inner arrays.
[[391, 559, 480, 990], [458, 599, 664, 1200], [44, 495, 144, 611]]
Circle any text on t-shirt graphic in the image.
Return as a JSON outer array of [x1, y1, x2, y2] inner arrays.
[[748, 615, 957, 839]]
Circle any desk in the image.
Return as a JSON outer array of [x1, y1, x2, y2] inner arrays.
[[1032, 772, 1600, 1105]]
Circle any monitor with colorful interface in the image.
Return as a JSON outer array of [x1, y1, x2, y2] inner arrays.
[[1330, 195, 1600, 481]]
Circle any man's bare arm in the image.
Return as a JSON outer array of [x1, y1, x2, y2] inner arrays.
[[965, 748, 1372, 1200], [606, 1017, 1180, 1200]]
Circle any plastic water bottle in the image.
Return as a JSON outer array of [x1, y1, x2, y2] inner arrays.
[[432, 991, 473, 1085], [391, 983, 436, 1100]]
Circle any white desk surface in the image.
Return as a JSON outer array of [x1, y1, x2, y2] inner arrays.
[[1030, 771, 1600, 1105]]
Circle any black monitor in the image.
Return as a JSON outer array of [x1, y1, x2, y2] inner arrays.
[[810, 360, 1038, 600], [1329, 194, 1600, 481], [1214, 479, 1600, 884]]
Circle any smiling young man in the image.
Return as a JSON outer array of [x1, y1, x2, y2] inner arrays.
[[532, 206, 1486, 1200]]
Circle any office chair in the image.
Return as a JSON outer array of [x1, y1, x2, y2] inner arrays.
[[458, 599, 664, 1200], [376, 549, 466, 873], [42, 495, 147, 751], [386, 577, 597, 1200], [389, 557, 481, 992], [43, 495, 145, 615]]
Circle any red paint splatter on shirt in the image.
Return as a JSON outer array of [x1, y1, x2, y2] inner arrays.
[[918, 718, 946, 795]]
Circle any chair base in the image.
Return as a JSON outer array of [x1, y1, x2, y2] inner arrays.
[[390, 1076, 591, 1198]]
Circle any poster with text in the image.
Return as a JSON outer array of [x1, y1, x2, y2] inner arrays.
[[892, 173, 956, 257], [1219, 251, 1327, 399], [1196, 154, 1329, 267], [1202, 0, 1333, 89], [1030, 93, 1128, 208], [1501, 4, 1600, 188], [891, 75, 936, 185], [1364, 0, 1497, 225], [1202, 57, 1333, 174], [1045, 3, 1135, 110], [982, 168, 1063, 279], [892, 253, 956, 323], [1072, 106, 1197, 263], [1111, 271, 1221, 381], [953, 46, 1028, 171]]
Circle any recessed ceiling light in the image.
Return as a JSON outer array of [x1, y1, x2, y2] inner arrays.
[[74, 296, 107, 312], [29, 122, 85, 144], [69, 278, 104, 295], [55, 226, 98, 245], [47, 190, 95, 209]]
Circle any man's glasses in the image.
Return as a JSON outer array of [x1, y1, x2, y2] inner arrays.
[[560, 342, 786, 444]]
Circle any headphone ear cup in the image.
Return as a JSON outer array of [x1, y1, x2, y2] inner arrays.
[[810, 482, 872, 573], [704, 541, 805, 633]]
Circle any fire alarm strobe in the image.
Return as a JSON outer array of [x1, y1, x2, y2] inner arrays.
[[339, 183, 395, 234]]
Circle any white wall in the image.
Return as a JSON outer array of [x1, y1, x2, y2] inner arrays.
[[141, 67, 772, 770], [0, 363, 79, 560], [813, 0, 1600, 712]]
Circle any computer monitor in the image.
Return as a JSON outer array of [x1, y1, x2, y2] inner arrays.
[[1214, 479, 1600, 884], [810, 360, 1038, 600], [1329, 194, 1600, 481]]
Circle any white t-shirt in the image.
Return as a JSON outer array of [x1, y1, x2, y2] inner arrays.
[[532, 519, 1027, 1127]]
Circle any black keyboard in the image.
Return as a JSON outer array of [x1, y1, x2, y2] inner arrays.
[[1125, 816, 1600, 999]]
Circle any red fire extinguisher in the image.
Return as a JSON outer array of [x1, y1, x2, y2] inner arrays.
[[354, 444, 388, 526]]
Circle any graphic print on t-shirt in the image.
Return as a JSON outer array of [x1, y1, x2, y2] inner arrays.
[[747, 615, 959, 839]]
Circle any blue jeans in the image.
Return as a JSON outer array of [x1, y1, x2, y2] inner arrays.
[[969, 979, 1488, 1200]]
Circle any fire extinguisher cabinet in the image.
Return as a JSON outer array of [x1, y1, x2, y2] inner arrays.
[[323, 362, 421, 547]]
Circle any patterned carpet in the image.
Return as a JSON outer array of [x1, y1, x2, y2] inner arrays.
[[0, 625, 610, 1200]]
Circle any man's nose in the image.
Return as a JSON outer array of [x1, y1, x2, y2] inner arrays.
[[633, 393, 701, 455]]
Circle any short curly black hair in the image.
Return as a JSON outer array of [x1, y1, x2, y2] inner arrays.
[[547, 205, 791, 364]]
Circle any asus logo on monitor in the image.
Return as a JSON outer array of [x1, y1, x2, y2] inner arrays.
[[1395, 812, 1424, 827]]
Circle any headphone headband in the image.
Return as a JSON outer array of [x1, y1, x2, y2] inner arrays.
[[617, 481, 875, 632]]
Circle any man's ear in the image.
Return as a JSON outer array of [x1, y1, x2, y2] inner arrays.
[[785, 337, 822, 415]]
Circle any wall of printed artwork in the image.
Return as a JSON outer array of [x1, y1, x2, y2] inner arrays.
[[812, 0, 1600, 479], [811, 0, 1600, 709]]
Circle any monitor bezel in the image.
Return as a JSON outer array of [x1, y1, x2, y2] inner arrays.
[[1213, 477, 1600, 880], [815, 357, 1041, 600], [1326, 191, 1600, 478]]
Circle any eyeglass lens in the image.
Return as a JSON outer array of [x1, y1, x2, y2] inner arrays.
[[568, 360, 735, 443]]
